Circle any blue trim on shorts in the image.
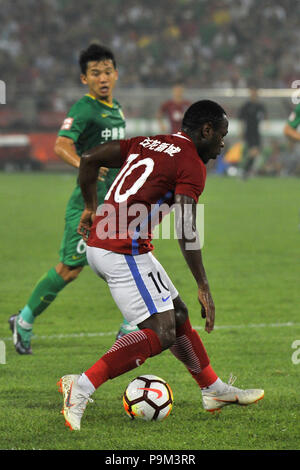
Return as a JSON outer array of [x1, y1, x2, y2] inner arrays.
[[131, 190, 173, 255], [124, 254, 157, 315]]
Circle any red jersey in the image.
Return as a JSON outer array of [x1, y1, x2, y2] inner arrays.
[[87, 132, 206, 255], [160, 100, 191, 133]]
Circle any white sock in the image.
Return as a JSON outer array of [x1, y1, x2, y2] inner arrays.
[[78, 373, 96, 396], [202, 378, 225, 393]]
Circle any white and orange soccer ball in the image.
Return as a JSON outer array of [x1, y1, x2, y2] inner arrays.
[[123, 375, 173, 421]]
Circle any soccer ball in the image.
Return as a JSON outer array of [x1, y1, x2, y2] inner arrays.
[[123, 375, 173, 421]]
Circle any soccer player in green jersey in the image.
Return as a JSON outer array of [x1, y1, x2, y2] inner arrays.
[[284, 103, 300, 142], [283, 103, 300, 175], [9, 43, 137, 354]]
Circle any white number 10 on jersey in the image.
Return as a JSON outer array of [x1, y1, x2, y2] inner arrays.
[[105, 154, 154, 203]]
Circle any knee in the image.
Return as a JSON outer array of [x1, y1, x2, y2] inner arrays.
[[55, 263, 83, 283], [159, 324, 176, 351], [138, 310, 176, 351], [173, 297, 189, 328]]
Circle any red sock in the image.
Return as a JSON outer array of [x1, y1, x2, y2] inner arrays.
[[85, 329, 162, 389], [169, 317, 218, 388]]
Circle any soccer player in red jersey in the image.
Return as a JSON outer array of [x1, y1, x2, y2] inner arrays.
[[157, 82, 191, 134], [57, 100, 264, 430]]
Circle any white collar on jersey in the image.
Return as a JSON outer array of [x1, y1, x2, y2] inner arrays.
[[172, 131, 191, 142]]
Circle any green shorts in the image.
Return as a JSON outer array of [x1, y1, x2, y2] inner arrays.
[[59, 170, 119, 267]]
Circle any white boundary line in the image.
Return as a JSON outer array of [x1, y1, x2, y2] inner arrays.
[[1, 321, 300, 342]]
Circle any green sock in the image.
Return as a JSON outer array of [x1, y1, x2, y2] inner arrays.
[[120, 318, 139, 331], [19, 267, 67, 326]]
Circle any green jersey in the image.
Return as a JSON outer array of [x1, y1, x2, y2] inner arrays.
[[287, 103, 300, 131], [57, 94, 126, 266], [58, 93, 126, 206], [58, 93, 126, 155]]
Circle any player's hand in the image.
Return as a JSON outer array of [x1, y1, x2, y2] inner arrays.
[[98, 167, 109, 182], [197, 286, 215, 333], [77, 209, 95, 242]]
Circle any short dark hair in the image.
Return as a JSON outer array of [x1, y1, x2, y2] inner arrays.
[[182, 100, 227, 132], [79, 43, 116, 74]]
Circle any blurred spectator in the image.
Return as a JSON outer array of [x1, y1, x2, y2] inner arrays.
[[156, 82, 191, 134], [238, 84, 267, 178], [282, 103, 300, 175], [255, 140, 285, 176], [0, 0, 299, 110]]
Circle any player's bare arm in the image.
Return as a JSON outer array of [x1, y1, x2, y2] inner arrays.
[[175, 193, 215, 333], [54, 136, 81, 169], [77, 140, 123, 239], [54, 136, 109, 180], [283, 123, 300, 142]]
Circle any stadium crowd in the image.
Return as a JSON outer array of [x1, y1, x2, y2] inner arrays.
[[0, 0, 299, 178], [1, 0, 299, 104]]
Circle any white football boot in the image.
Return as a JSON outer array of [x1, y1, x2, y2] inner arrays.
[[202, 374, 264, 413], [57, 374, 93, 430]]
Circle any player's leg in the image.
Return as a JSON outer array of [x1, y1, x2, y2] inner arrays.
[[170, 295, 219, 387], [57, 309, 173, 431], [81, 308, 175, 388], [82, 249, 176, 382], [9, 263, 84, 354], [170, 296, 264, 412], [9, 202, 87, 355], [241, 143, 260, 178], [57, 249, 176, 430], [116, 318, 139, 339]]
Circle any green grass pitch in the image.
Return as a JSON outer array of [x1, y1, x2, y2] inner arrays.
[[0, 172, 299, 450]]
